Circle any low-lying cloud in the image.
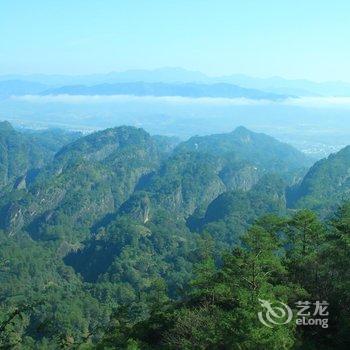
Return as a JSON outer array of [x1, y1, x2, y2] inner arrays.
[[11, 94, 272, 105], [284, 96, 350, 107], [10, 94, 350, 108]]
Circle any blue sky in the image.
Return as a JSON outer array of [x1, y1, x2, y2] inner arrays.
[[1, 0, 350, 80]]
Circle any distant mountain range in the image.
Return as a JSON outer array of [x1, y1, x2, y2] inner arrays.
[[0, 80, 48, 97], [2, 67, 350, 97], [40, 82, 285, 100]]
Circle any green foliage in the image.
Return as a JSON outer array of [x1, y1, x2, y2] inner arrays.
[[290, 146, 350, 215], [0, 122, 349, 348], [100, 206, 349, 349], [175, 125, 313, 175], [0, 122, 79, 194]]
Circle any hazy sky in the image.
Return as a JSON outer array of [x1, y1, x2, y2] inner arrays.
[[1, 0, 350, 80]]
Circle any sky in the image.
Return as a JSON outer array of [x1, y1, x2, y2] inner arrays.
[[1, 0, 350, 81]]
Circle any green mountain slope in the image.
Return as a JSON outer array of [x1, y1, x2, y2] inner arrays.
[[198, 174, 286, 248], [174, 126, 313, 175], [0, 124, 311, 239], [0, 126, 161, 239], [121, 127, 309, 223], [0, 122, 79, 194], [288, 145, 350, 214]]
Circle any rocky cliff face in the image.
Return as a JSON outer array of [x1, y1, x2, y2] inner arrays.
[[119, 192, 152, 223], [219, 163, 260, 191], [135, 152, 227, 218], [203, 174, 286, 224]]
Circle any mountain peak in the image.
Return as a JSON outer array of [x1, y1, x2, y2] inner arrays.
[[231, 126, 253, 136], [54, 125, 154, 164], [0, 120, 14, 132]]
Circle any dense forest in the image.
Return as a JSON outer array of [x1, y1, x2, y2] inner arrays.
[[0, 121, 349, 349]]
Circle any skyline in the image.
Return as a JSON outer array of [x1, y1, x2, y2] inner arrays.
[[3, 66, 350, 84], [1, 1, 350, 81]]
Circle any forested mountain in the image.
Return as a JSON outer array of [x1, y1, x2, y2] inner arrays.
[[198, 174, 287, 248], [0, 124, 310, 236], [0, 122, 79, 194], [175, 126, 313, 176], [288, 145, 350, 215], [0, 121, 349, 349], [21, 128, 82, 156], [0, 126, 162, 239]]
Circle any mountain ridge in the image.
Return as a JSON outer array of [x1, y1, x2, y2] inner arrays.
[[0, 123, 311, 237], [41, 81, 286, 100], [3, 67, 350, 96]]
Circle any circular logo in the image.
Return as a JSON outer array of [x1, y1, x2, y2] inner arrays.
[[258, 299, 293, 328]]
